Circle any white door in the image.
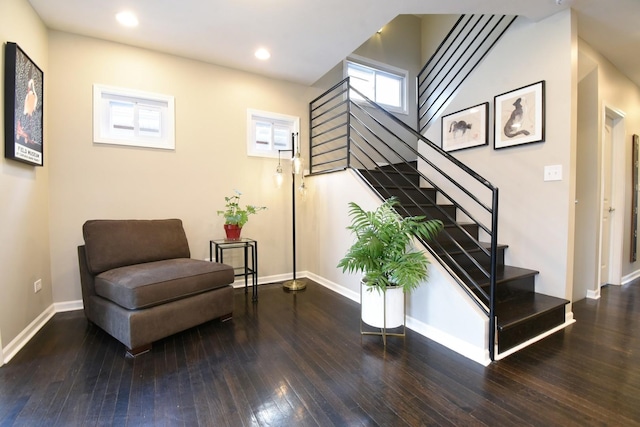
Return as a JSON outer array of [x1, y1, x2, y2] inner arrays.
[[600, 116, 614, 286]]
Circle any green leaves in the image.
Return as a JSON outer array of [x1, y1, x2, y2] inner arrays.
[[337, 197, 443, 293], [217, 190, 266, 227]]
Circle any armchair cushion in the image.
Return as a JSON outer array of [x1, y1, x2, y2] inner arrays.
[[95, 258, 234, 310], [83, 219, 191, 274]]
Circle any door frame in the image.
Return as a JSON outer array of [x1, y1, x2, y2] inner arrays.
[[594, 104, 625, 297]]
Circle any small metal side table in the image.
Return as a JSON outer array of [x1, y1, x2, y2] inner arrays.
[[210, 238, 258, 301]]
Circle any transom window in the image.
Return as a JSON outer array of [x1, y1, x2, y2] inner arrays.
[[247, 109, 299, 158], [345, 56, 408, 115], [93, 84, 175, 150]]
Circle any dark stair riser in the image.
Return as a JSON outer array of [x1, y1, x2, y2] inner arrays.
[[376, 162, 418, 173], [474, 271, 536, 301], [375, 186, 438, 206], [436, 223, 479, 244], [401, 204, 456, 222], [497, 302, 568, 353], [360, 170, 420, 188], [439, 245, 506, 272]]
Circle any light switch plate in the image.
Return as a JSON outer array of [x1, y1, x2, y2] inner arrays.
[[544, 165, 562, 181]]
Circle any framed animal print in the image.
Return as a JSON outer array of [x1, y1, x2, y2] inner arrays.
[[4, 42, 44, 166], [441, 102, 488, 152], [494, 81, 545, 149]]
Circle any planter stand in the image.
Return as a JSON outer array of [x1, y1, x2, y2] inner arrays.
[[360, 283, 406, 346]]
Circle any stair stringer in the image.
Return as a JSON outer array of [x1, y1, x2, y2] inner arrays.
[[310, 169, 493, 365]]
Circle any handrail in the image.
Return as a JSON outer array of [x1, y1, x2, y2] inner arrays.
[[310, 13, 515, 361], [310, 77, 499, 359], [418, 15, 517, 134]]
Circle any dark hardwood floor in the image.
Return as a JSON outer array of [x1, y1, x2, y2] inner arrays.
[[1, 280, 639, 426]]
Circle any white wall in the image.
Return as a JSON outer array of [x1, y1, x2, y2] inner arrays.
[[577, 41, 640, 284], [419, 15, 459, 63], [312, 15, 422, 130], [352, 14, 423, 130], [303, 170, 489, 364], [46, 31, 321, 304], [423, 10, 576, 302], [0, 0, 52, 362], [573, 61, 599, 301]]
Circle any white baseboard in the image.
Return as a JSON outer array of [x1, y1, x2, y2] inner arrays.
[[494, 316, 576, 361], [55, 300, 83, 312], [586, 289, 601, 299], [306, 272, 490, 365], [622, 269, 640, 285], [406, 316, 491, 366], [305, 272, 359, 303], [2, 304, 56, 365]]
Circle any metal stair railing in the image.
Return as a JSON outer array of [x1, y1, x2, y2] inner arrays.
[[418, 14, 517, 134], [309, 77, 500, 360]]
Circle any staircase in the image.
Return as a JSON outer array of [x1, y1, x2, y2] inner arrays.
[[308, 14, 570, 360], [361, 162, 568, 354]]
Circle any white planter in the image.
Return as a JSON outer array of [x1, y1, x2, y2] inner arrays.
[[361, 282, 405, 329]]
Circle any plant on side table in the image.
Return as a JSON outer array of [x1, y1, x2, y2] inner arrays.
[[217, 190, 266, 240], [337, 197, 442, 343]]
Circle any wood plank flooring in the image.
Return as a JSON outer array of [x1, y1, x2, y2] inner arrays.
[[1, 280, 639, 426]]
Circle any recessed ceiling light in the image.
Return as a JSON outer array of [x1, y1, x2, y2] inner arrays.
[[116, 11, 139, 27], [255, 48, 271, 60]]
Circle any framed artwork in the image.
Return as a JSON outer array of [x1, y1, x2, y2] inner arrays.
[[494, 80, 545, 149], [441, 102, 488, 152], [4, 42, 44, 166]]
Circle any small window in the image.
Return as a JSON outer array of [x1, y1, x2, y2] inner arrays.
[[247, 109, 300, 158], [93, 84, 175, 150], [345, 55, 408, 115]]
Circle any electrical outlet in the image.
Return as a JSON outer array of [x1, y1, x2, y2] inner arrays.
[[34, 279, 42, 293], [544, 164, 563, 181]]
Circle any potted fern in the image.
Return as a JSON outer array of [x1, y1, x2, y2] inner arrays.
[[217, 190, 266, 240], [337, 198, 442, 332]]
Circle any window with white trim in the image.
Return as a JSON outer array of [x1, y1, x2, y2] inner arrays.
[[247, 109, 299, 158], [93, 84, 175, 150], [345, 56, 408, 115]]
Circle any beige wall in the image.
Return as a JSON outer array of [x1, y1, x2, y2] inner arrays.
[[47, 31, 320, 303], [0, 0, 52, 356], [423, 10, 577, 301]]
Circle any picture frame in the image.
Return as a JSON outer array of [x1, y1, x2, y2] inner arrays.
[[441, 102, 488, 152], [494, 80, 545, 149], [4, 42, 44, 166]]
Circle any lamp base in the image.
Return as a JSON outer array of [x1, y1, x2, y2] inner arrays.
[[283, 279, 307, 291]]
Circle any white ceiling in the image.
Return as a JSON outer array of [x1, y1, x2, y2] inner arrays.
[[27, 0, 640, 87]]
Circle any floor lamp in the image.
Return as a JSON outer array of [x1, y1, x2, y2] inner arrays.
[[276, 133, 307, 291]]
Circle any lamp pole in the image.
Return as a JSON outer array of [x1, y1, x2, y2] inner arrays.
[[279, 133, 306, 291]]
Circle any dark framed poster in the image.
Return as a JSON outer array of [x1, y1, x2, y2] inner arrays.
[[4, 42, 44, 166]]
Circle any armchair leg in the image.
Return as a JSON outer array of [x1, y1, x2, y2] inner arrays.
[[126, 343, 152, 357]]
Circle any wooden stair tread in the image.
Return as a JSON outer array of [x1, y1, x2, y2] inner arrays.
[[434, 240, 509, 254], [496, 292, 569, 329], [456, 264, 538, 286]]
